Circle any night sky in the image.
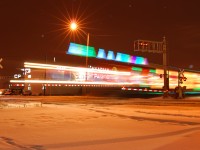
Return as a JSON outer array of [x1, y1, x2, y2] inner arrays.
[[0, 0, 200, 75]]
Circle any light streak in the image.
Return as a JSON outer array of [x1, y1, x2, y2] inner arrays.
[[9, 62, 200, 91], [24, 62, 131, 75], [10, 79, 135, 86]]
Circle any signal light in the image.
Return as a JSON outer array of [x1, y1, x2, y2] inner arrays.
[[178, 76, 187, 83]]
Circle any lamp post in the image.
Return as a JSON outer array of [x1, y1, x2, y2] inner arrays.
[[69, 21, 90, 95], [86, 33, 89, 81], [41, 34, 46, 96], [70, 21, 89, 81]]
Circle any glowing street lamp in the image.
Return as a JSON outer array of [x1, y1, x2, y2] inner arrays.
[[70, 22, 78, 31]]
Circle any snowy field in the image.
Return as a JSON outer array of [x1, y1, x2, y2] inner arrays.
[[1, 96, 200, 150]]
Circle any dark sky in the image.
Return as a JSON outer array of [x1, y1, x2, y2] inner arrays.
[[0, 0, 200, 75]]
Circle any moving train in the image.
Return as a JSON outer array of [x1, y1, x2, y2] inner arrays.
[[9, 42, 200, 95], [9, 61, 200, 95]]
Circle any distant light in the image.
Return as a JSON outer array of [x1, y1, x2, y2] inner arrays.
[[189, 64, 193, 69]]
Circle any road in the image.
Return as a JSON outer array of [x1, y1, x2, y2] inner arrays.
[[1, 95, 200, 150]]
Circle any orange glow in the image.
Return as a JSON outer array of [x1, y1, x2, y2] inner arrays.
[[70, 22, 77, 30]]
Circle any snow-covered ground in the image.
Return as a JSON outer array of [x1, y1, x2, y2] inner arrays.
[[1, 96, 200, 150]]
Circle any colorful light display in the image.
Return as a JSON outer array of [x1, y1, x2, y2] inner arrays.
[[132, 67, 156, 73], [67, 42, 148, 65], [67, 43, 96, 57]]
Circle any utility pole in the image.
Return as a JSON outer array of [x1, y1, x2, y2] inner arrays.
[[44, 54, 47, 96], [162, 37, 169, 93], [41, 34, 46, 96]]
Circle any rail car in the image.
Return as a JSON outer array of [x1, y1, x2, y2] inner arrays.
[[9, 62, 200, 95], [8, 42, 200, 95]]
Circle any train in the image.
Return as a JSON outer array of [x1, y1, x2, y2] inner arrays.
[[8, 42, 200, 96], [8, 61, 200, 96]]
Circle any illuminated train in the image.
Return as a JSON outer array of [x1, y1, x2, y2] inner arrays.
[[9, 43, 200, 95]]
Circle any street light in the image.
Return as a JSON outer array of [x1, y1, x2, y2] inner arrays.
[[69, 21, 89, 81], [70, 22, 77, 31]]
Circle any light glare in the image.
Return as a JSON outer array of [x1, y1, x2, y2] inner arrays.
[[70, 22, 77, 30]]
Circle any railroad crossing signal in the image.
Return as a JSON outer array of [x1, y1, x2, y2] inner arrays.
[[0, 58, 3, 69], [178, 69, 187, 85]]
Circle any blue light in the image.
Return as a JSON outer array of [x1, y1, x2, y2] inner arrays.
[[97, 48, 106, 59], [107, 50, 115, 60], [66, 42, 148, 65], [135, 56, 145, 65], [115, 52, 131, 63]]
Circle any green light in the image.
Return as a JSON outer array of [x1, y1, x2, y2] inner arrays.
[[193, 88, 200, 91], [150, 69, 156, 73], [132, 67, 142, 72], [67, 43, 96, 57], [147, 92, 163, 95], [185, 91, 200, 95], [139, 85, 150, 88]]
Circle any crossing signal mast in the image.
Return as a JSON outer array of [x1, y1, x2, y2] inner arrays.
[[178, 69, 187, 86], [134, 37, 169, 97], [173, 69, 187, 99]]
